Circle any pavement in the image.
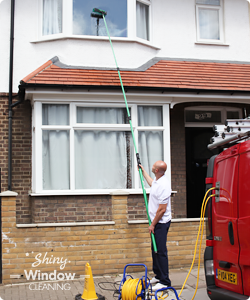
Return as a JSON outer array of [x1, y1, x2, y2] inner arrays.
[[0, 266, 210, 300]]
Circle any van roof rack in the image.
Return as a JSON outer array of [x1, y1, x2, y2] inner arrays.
[[208, 118, 250, 150]]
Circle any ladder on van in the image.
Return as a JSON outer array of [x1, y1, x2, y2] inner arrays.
[[208, 118, 250, 150]]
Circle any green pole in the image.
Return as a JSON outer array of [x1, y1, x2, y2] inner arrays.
[[93, 8, 157, 252]]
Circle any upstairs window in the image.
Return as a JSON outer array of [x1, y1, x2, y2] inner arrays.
[[196, 0, 224, 43], [41, 0, 151, 41]]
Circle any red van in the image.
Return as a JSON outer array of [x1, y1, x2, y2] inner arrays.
[[204, 136, 250, 299]]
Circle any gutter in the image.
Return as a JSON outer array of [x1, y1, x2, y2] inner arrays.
[[19, 82, 250, 95]]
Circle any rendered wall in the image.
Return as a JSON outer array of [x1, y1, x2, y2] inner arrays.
[[0, 0, 250, 93]]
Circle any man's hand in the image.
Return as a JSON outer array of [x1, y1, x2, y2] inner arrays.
[[149, 224, 155, 234], [137, 164, 153, 187], [137, 164, 145, 172]]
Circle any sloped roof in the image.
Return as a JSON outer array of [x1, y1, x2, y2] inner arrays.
[[20, 56, 250, 92]]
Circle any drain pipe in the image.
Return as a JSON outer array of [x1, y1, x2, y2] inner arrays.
[[8, 0, 15, 191]]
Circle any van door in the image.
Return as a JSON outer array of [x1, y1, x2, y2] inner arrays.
[[238, 140, 250, 296], [212, 144, 243, 294]]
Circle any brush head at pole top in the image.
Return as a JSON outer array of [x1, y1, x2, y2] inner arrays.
[[91, 8, 107, 18]]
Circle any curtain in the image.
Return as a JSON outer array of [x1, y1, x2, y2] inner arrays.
[[77, 107, 127, 124], [196, 0, 220, 5], [42, 104, 70, 190], [136, 1, 149, 40], [43, 0, 62, 35], [138, 106, 163, 188], [75, 108, 133, 189], [43, 131, 70, 190], [198, 8, 220, 40]]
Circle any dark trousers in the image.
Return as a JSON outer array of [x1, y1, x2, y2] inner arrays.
[[151, 221, 171, 286]]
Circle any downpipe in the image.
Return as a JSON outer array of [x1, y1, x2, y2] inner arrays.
[[8, 0, 15, 191]]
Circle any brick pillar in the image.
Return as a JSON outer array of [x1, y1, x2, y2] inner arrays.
[[110, 190, 129, 226], [0, 190, 18, 284]]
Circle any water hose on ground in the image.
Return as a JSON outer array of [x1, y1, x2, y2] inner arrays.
[[178, 186, 231, 300]]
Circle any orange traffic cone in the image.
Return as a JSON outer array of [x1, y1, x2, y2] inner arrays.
[[75, 263, 105, 300]]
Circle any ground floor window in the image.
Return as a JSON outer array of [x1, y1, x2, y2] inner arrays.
[[33, 102, 170, 193]]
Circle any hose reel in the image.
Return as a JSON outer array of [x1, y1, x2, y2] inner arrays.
[[118, 264, 180, 300]]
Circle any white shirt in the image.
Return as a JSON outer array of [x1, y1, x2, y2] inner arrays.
[[148, 174, 172, 223]]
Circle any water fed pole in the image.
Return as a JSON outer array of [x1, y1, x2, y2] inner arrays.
[[91, 8, 157, 253]]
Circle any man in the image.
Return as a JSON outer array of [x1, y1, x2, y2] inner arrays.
[[140, 160, 171, 291]]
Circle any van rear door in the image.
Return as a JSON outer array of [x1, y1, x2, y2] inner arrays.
[[212, 144, 243, 294], [238, 140, 250, 296]]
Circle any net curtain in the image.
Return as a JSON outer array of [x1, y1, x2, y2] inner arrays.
[[138, 106, 163, 188], [75, 108, 128, 189], [42, 105, 70, 190], [136, 1, 149, 40], [43, 0, 62, 35]]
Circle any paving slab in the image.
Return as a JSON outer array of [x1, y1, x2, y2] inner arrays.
[[0, 267, 209, 300]]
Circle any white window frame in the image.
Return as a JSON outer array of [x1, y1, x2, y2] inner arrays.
[[195, 0, 224, 44], [38, 0, 152, 42], [32, 97, 171, 195]]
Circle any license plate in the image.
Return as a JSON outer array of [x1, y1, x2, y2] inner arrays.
[[216, 269, 237, 285]]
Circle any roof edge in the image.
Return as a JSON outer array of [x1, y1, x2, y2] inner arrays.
[[52, 56, 250, 72], [21, 58, 55, 83]]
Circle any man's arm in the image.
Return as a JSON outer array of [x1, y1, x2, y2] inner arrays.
[[139, 164, 153, 187], [148, 203, 167, 234]]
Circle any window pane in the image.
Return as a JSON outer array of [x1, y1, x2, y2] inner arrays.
[[196, 0, 220, 5], [136, 1, 149, 40], [198, 8, 220, 40], [43, 130, 70, 190], [138, 131, 163, 188], [75, 131, 133, 189], [73, 0, 127, 37], [77, 107, 129, 124], [185, 110, 221, 123], [227, 111, 240, 119], [43, 0, 62, 35], [138, 106, 163, 126], [42, 104, 69, 125]]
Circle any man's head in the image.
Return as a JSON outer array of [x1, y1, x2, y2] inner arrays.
[[152, 160, 167, 178]]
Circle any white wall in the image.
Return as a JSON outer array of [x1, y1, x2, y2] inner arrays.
[[0, 0, 250, 93]]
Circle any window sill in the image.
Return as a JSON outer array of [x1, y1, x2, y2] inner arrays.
[[128, 217, 207, 224], [30, 35, 161, 50], [195, 41, 229, 47], [16, 221, 115, 228], [29, 190, 177, 196]]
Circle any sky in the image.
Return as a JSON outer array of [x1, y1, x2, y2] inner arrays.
[[73, 0, 127, 37]]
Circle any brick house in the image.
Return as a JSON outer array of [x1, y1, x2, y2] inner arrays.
[[1, 0, 250, 223], [1, 0, 250, 282]]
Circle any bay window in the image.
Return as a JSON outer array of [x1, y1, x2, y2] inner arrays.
[[196, 0, 224, 43], [41, 0, 151, 41], [33, 102, 170, 194]]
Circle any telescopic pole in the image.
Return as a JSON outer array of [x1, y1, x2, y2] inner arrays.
[[91, 8, 157, 253]]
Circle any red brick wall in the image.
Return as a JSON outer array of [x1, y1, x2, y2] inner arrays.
[[170, 103, 187, 218], [128, 194, 176, 219], [0, 95, 32, 223], [127, 195, 147, 220], [31, 195, 112, 223]]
